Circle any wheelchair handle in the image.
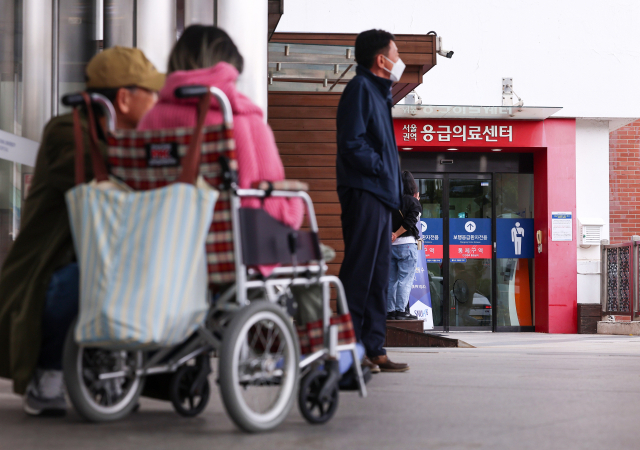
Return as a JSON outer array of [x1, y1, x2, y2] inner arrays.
[[61, 93, 85, 107], [61, 92, 117, 133], [174, 85, 233, 125], [174, 85, 210, 99]]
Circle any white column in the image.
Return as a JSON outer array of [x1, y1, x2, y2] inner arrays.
[[217, 0, 268, 118], [22, 0, 53, 141], [136, 0, 176, 73], [575, 119, 611, 304]]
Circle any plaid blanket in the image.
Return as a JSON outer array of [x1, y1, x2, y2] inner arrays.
[[106, 124, 237, 284]]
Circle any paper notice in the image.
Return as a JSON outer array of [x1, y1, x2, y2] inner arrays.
[[551, 212, 572, 242]]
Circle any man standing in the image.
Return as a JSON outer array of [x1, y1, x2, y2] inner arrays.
[[0, 47, 163, 416], [336, 29, 409, 373]]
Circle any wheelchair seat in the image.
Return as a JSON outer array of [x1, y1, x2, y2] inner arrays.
[[239, 207, 321, 267]]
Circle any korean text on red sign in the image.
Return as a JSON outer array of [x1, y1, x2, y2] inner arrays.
[[401, 124, 513, 143]]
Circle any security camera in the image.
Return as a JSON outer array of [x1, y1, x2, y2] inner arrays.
[[436, 36, 454, 59], [439, 49, 454, 58]]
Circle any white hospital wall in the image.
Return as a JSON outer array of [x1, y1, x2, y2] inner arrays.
[[277, 0, 640, 119], [576, 119, 610, 303]]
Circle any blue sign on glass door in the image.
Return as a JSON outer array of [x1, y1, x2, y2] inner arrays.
[[496, 218, 534, 258], [449, 218, 492, 259]]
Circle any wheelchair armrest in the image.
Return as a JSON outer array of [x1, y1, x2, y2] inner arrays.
[[251, 180, 309, 192]]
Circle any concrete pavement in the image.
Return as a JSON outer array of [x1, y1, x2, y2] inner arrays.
[[1, 333, 640, 450]]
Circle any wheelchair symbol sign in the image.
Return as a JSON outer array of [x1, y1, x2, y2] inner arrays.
[[465, 221, 476, 233]]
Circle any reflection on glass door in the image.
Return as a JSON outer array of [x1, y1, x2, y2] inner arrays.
[[448, 178, 492, 329]]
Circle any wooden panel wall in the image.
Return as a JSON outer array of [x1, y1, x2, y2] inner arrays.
[[268, 92, 343, 276]]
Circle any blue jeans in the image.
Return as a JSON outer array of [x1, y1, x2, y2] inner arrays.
[[387, 244, 418, 313], [37, 263, 79, 370]]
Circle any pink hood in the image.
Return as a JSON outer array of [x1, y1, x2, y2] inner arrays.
[[158, 62, 262, 117]]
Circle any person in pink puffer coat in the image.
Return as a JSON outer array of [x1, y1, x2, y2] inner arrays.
[[138, 25, 304, 231]]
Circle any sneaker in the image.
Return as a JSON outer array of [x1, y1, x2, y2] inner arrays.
[[361, 355, 381, 374], [23, 370, 67, 417], [395, 311, 418, 320], [386, 312, 396, 321], [370, 354, 410, 372]]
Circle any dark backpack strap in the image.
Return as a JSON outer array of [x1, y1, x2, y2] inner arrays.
[[72, 93, 109, 185]]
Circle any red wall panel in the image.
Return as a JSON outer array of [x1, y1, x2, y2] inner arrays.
[[539, 119, 577, 334]]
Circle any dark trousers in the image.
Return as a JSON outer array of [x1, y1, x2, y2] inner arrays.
[[37, 263, 79, 370], [338, 188, 391, 358]]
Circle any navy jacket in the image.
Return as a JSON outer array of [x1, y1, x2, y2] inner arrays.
[[336, 65, 402, 210]]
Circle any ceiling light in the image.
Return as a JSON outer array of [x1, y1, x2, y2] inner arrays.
[[447, 148, 458, 151], [401, 147, 413, 151], [492, 148, 502, 152]]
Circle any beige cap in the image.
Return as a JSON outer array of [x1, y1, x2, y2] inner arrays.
[[85, 46, 165, 91]]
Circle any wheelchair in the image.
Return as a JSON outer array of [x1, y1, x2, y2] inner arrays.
[[60, 86, 366, 432]]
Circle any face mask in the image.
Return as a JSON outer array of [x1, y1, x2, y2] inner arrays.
[[383, 55, 406, 82]]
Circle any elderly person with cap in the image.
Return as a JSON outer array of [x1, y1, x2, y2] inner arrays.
[[0, 47, 164, 417]]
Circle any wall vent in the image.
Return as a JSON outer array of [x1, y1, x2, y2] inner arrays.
[[579, 218, 604, 246]]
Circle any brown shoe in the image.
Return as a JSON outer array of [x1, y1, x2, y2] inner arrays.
[[370, 355, 409, 372], [362, 355, 381, 374]]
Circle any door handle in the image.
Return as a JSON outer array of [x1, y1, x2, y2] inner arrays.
[[537, 230, 543, 253], [493, 242, 496, 252]]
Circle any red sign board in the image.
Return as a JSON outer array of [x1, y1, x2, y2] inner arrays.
[[394, 119, 544, 149], [450, 245, 492, 259], [424, 244, 443, 260]]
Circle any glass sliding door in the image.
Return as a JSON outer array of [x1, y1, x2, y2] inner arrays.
[[413, 173, 534, 332], [448, 177, 492, 330], [414, 174, 493, 331]]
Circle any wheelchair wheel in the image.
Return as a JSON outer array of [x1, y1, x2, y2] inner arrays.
[[169, 359, 211, 417], [218, 301, 299, 432], [298, 369, 339, 425], [63, 320, 145, 422]]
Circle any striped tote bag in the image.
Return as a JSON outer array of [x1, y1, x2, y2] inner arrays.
[[66, 93, 217, 348]]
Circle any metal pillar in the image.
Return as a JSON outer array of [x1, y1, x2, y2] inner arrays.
[[22, 0, 53, 141], [217, 0, 268, 118]]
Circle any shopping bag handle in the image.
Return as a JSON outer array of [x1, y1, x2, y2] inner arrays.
[[72, 92, 109, 185], [177, 91, 212, 185]]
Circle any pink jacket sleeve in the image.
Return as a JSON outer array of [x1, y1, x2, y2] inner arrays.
[[233, 115, 305, 230]]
